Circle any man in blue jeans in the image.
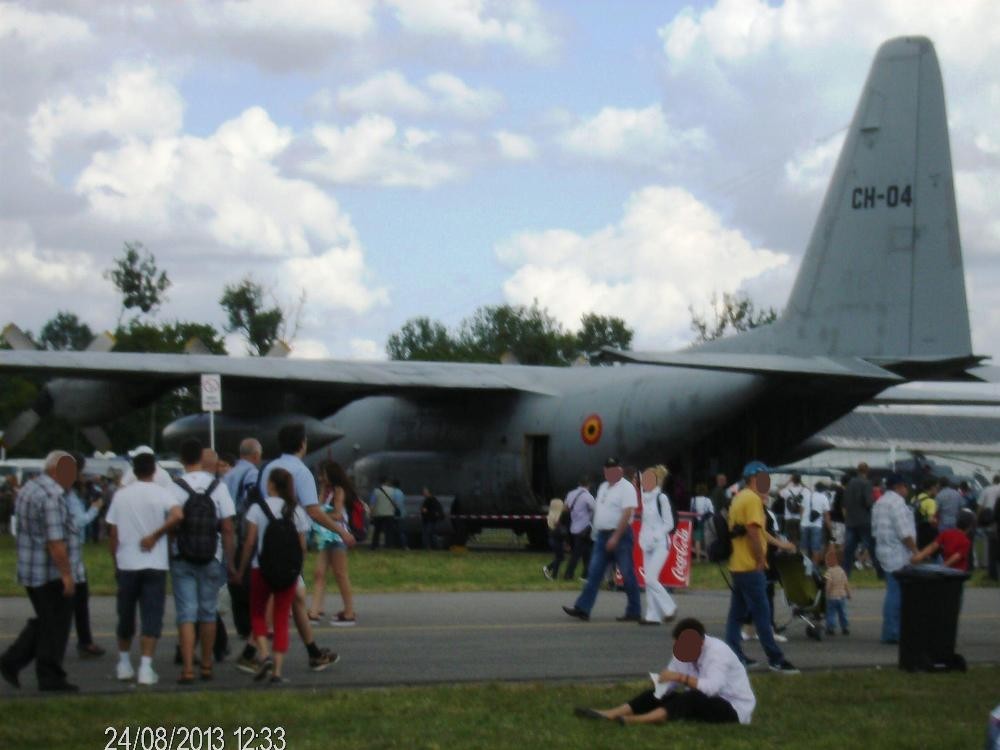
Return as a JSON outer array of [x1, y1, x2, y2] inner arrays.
[[563, 458, 640, 622], [872, 473, 917, 644], [724, 461, 798, 674]]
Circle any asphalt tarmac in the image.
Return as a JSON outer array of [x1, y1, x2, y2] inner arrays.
[[0, 586, 997, 695]]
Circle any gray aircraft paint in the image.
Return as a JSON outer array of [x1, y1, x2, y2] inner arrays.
[[0, 37, 986, 528]]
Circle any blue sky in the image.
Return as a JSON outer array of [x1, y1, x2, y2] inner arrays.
[[1, 1, 998, 361]]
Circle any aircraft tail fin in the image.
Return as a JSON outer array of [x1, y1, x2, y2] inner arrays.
[[703, 37, 975, 372]]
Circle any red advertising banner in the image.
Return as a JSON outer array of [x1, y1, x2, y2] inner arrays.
[[617, 511, 694, 589]]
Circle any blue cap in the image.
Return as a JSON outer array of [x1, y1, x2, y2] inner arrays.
[[742, 460, 771, 479]]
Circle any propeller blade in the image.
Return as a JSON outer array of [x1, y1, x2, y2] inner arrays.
[[1, 409, 41, 449], [80, 426, 113, 452], [2, 324, 38, 351]]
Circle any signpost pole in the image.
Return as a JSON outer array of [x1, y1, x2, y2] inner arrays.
[[200, 374, 222, 451]]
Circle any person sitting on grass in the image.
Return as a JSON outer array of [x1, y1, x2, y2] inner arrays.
[[573, 617, 755, 726]]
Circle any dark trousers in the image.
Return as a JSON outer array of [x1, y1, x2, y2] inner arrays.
[[73, 579, 94, 646], [228, 573, 252, 640], [564, 531, 592, 580], [844, 525, 882, 579], [628, 688, 739, 723], [2, 580, 75, 688], [370, 516, 395, 550], [988, 533, 998, 581]]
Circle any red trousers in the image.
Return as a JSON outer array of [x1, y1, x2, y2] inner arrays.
[[250, 569, 296, 654]]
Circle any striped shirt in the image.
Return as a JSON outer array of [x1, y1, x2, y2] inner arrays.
[[872, 490, 916, 573], [15, 474, 82, 587]]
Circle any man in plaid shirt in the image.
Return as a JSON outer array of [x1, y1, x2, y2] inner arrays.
[[0, 451, 81, 692], [871, 473, 918, 645]]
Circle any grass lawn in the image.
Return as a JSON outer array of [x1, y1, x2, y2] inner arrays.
[[0, 666, 996, 749], [1, 535, 996, 596]]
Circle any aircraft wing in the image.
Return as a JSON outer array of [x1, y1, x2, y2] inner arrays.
[[0, 350, 559, 395], [599, 348, 905, 382]]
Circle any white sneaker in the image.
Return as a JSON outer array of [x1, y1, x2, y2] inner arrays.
[[116, 661, 135, 681], [137, 664, 159, 686], [773, 633, 788, 643]]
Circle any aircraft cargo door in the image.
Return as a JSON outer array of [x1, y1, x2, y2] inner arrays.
[[524, 434, 552, 502]]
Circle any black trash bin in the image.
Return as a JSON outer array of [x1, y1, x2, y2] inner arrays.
[[895, 564, 970, 672]]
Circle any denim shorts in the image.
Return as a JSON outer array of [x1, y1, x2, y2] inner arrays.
[[801, 525, 824, 554], [171, 558, 225, 625], [116, 569, 167, 640], [316, 537, 347, 552]]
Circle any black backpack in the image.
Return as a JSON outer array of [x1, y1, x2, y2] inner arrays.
[[234, 462, 269, 549], [707, 511, 746, 563], [256, 499, 303, 590], [175, 477, 221, 564]]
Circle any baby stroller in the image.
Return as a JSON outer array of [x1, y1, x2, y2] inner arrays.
[[772, 551, 827, 640]]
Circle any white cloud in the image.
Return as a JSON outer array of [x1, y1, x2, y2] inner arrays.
[[188, 0, 376, 38], [302, 115, 459, 188], [494, 130, 536, 161], [29, 65, 184, 164], [497, 185, 788, 348], [284, 246, 389, 317], [349, 338, 382, 359], [289, 338, 332, 360], [559, 105, 708, 171], [0, 220, 91, 291], [783, 131, 845, 193], [334, 70, 502, 120], [0, 3, 92, 52], [386, 0, 556, 58]]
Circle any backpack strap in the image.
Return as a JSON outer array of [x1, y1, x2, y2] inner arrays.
[[256, 496, 277, 524], [174, 477, 194, 497], [566, 488, 584, 511]]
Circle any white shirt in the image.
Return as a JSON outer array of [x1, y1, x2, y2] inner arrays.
[[691, 495, 714, 518], [638, 489, 674, 550], [121, 465, 175, 490], [106, 481, 180, 571], [170, 470, 236, 563], [592, 479, 638, 531], [801, 491, 831, 529], [244, 497, 311, 569], [661, 636, 756, 724], [780, 484, 810, 520]]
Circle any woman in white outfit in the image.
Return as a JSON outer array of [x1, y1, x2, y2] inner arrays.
[[639, 465, 677, 625]]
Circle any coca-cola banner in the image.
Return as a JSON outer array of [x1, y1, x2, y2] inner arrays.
[[631, 511, 694, 589]]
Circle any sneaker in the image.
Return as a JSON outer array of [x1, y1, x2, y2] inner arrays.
[[268, 675, 289, 685], [773, 633, 788, 643], [842, 628, 850, 636], [542, 565, 553, 581], [769, 659, 800, 674], [309, 649, 340, 672], [236, 655, 258, 674], [562, 605, 590, 622], [330, 613, 357, 627], [253, 657, 274, 682], [740, 629, 753, 641], [137, 665, 159, 686], [116, 661, 135, 681], [615, 613, 641, 623]]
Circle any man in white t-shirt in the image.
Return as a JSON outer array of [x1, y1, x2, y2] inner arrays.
[[563, 458, 640, 622], [800, 483, 832, 565], [169, 439, 236, 682], [779, 475, 809, 545], [106, 452, 182, 686]]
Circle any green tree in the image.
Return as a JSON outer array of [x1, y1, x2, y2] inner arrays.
[[105, 241, 171, 323], [456, 302, 576, 366], [219, 276, 285, 356], [689, 291, 779, 343], [576, 313, 633, 363], [386, 317, 460, 361], [38, 311, 94, 351]]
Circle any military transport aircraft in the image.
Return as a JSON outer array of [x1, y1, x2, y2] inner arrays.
[[0, 37, 992, 539]]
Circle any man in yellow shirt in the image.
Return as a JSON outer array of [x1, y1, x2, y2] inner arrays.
[[724, 461, 798, 674]]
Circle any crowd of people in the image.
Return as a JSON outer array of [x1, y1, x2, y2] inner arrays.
[[1, 439, 996, 725]]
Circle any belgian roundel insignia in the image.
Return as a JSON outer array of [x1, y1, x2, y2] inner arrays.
[[581, 414, 603, 445]]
